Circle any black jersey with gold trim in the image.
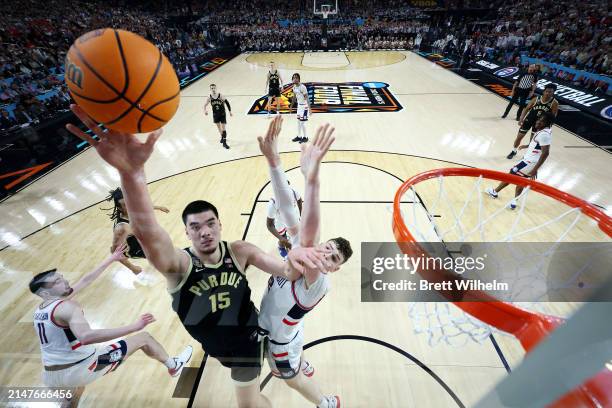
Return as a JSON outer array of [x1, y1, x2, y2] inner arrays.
[[210, 94, 226, 116], [526, 96, 556, 122], [114, 217, 145, 259], [269, 71, 280, 90], [169, 241, 259, 355]]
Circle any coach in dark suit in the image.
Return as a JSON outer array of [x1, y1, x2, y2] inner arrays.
[[502, 64, 538, 120]]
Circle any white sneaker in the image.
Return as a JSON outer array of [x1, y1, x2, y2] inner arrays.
[[169, 345, 193, 377], [485, 188, 499, 198], [301, 360, 314, 377], [136, 271, 158, 286], [318, 395, 340, 408], [508, 199, 518, 210]]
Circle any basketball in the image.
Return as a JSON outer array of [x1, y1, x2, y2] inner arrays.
[[64, 28, 180, 133]]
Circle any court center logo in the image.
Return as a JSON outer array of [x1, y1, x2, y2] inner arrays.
[[494, 67, 519, 77], [247, 82, 402, 115], [601, 105, 612, 120]]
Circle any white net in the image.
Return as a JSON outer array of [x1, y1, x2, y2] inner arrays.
[[396, 172, 611, 347]]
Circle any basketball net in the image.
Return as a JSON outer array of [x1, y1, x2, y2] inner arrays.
[[393, 168, 612, 407]]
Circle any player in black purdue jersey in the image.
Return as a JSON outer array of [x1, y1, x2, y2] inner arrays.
[[204, 84, 232, 149], [265, 61, 283, 118], [67, 104, 330, 408], [507, 83, 558, 159], [105, 187, 169, 280]]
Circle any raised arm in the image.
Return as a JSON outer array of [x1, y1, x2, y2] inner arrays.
[[68, 244, 127, 298], [66, 105, 187, 284], [57, 300, 154, 345], [298, 124, 335, 247], [258, 115, 300, 240]]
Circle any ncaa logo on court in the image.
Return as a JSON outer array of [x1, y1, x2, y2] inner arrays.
[[248, 82, 402, 115], [494, 67, 519, 77], [601, 105, 612, 120]]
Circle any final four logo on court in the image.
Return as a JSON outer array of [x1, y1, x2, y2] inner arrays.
[[247, 82, 403, 115]]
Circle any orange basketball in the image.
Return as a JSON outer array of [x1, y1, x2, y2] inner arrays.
[[65, 28, 180, 133]]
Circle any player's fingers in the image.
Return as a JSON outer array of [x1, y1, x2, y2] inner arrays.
[[66, 123, 98, 146], [321, 129, 335, 153], [315, 124, 330, 147], [145, 129, 163, 147], [308, 253, 326, 272], [71, 104, 105, 138]]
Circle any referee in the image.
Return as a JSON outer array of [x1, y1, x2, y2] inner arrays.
[[502, 64, 538, 120]]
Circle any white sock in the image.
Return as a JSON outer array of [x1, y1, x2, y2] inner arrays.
[[269, 166, 300, 232], [300, 121, 307, 138], [297, 120, 303, 137], [512, 148, 517, 153], [164, 358, 177, 369]]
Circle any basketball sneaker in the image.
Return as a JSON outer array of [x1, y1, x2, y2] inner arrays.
[[301, 360, 314, 377], [485, 188, 498, 198], [292, 136, 301, 142], [318, 395, 341, 408], [507, 150, 517, 159], [299, 137, 309, 144], [169, 345, 193, 377], [508, 199, 518, 210]]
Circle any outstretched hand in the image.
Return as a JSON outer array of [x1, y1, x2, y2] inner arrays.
[[110, 243, 128, 263], [287, 246, 331, 275], [300, 123, 335, 181], [134, 313, 156, 330], [65, 104, 162, 174], [257, 115, 283, 166]]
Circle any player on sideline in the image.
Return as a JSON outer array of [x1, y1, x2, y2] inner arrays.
[[30, 244, 192, 407], [487, 112, 555, 209], [257, 116, 353, 408], [204, 84, 232, 149], [66, 104, 329, 408], [266, 181, 302, 259], [265, 61, 283, 118], [105, 187, 169, 279], [506, 83, 558, 159], [291, 73, 311, 144]]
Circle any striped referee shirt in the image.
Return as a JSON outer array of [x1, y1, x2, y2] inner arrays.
[[516, 72, 537, 89]]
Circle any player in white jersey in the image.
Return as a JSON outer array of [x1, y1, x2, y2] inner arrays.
[[290, 73, 311, 144], [30, 244, 192, 406], [257, 116, 353, 408], [487, 112, 554, 209], [266, 182, 302, 259]]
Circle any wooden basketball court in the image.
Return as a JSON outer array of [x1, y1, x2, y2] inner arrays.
[[0, 51, 610, 407]]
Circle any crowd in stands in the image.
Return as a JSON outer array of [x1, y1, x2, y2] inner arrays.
[[0, 0, 210, 131], [1, 0, 610, 132]]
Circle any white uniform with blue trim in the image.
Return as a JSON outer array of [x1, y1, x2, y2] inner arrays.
[[293, 84, 309, 121], [259, 272, 330, 378], [511, 127, 552, 177]]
